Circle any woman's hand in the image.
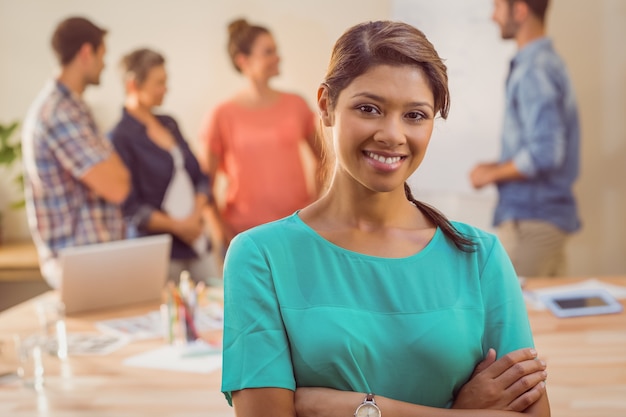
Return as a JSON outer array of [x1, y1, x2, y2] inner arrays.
[[452, 348, 547, 412], [172, 214, 204, 245]]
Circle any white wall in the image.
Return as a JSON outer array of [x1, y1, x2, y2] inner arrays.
[[1, 0, 625, 277]]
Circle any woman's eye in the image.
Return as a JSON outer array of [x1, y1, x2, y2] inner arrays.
[[406, 112, 425, 121], [358, 105, 379, 114]]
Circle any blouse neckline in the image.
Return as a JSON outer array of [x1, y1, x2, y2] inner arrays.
[[291, 211, 442, 262]]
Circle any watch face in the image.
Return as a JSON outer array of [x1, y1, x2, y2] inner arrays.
[[355, 403, 381, 417]]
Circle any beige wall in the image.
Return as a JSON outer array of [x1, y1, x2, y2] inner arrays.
[[549, 0, 626, 276], [0, 0, 624, 276]]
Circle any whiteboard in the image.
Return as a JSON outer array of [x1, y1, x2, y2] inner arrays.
[[392, 0, 516, 195]]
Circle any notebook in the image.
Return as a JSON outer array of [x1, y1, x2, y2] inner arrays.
[[59, 234, 172, 315]]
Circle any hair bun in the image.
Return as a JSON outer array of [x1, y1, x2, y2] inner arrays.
[[228, 18, 250, 36]]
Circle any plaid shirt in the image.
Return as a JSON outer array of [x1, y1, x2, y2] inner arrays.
[[22, 80, 124, 272]]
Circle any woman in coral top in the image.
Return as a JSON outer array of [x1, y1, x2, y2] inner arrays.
[[199, 18, 323, 250]]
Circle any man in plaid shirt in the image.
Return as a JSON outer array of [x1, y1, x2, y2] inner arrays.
[[22, 17, 130, 289]]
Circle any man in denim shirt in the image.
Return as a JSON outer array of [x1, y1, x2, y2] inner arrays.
[[470, 0, 580, 277]]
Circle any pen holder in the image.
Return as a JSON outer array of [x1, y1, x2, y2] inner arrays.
[[160, 301, 198, 345], [162, 274, 201, 345]]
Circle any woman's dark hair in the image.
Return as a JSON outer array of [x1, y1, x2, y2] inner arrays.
[[51, 16, 107, 65], [227, 18, 270, 73], [321, 20, 475, 252], [119, 48, 165, 86]]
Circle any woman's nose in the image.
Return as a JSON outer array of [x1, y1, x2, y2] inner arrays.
[[373, 116, 406, 147]]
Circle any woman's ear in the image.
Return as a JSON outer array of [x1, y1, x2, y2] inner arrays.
[[125, 77, 138, 94], [234, 52, 247, 73], [317, 84, 333, 127]]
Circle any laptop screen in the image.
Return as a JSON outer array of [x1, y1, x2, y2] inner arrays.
[[59, 234, 172, 314]]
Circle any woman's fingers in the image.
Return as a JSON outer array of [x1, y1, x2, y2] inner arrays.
[[506, 380, 547, 412], [497, 356, 547, 391]]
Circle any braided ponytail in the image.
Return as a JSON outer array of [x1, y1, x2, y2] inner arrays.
[[404, 183, 476, 252]]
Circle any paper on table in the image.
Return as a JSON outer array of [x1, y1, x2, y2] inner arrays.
[[524, 278, 626, 310], [96, 305, 224, 340], [123, 340, 222, 374], [96, 311, 163, 340], [67, 333, 130, 355]]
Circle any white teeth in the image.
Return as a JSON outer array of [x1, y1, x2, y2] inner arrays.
[[366, 151, 402, 165]]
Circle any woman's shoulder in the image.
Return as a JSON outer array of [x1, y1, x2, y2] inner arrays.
[[155, 113, 182, 133], [108, 110, 138, 144], [449, 221, 499, 247], [278, 91, 310, 106], [244, 212, 302, 234], [155, 112, 176, 123], [205, 99, 242, 120], [276, 92, 314, 120], [447, 221, 511, 269], [230, 214, 306, 249]]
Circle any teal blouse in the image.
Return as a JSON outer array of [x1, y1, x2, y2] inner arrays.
[[221, 213, 534, 408]]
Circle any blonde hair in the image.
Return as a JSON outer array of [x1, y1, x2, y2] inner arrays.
[[119, 48, 165, 86]]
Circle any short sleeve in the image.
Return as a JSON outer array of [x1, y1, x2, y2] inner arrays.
[[48, 106, 112, 179], [221, 233, 295, 405], [480, 238, 534, 358], [199, 107, 225, 162]]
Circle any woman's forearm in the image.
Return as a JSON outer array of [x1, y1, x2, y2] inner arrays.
[[145, 210, 178, 234], [193, 193, 208, 217], [232, 388, 296, 417], [295, 388, 550, 417]]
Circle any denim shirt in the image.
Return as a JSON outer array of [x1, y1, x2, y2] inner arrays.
[[494, 38, 581, 233]]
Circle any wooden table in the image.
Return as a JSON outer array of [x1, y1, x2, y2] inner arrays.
[[0, 291, 233, 417], [0, 277, 624, 416], [0, 241, 42, 282], [524, 277, 626, 417]]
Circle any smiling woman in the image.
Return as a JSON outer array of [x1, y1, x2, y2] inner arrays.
[[321, 64, 435, 189], [220, 20, 551, 417]]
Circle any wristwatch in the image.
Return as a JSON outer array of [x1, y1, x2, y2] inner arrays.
[[354, 393, 381, 417]]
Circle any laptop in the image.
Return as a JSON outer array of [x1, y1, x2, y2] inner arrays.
[[58, 234, 172, 315]]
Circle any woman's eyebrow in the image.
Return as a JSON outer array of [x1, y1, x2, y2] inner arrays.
[[350, 92, 434, 111]]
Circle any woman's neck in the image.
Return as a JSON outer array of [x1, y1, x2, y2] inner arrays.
[[309, 180, 420, 230], [301, 181, 435, 259], [124, 96, 153, 123], [234, 78, 279, 107]]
